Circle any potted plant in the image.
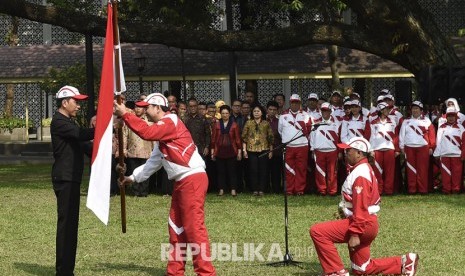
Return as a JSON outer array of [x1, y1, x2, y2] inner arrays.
[[40, 117, 52, 141], [0, 117, 32, 141]]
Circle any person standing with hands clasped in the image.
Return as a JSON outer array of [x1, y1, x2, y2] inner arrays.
[[278, 94, 311, 195], [242, 104, 274, 196], [114, 93, 216, 276], [310, 137, 419, 276], [433, 107, 465, 194], [51, 85, 95, 276]]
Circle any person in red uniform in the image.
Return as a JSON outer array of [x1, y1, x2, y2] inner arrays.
[[278, 94, 312, 195], [114, 93, 216, 276], [399, 101, 436, 194], [309, 102, 341, 196], [433, 107, 465, 194], [309, 137, 419, 276]]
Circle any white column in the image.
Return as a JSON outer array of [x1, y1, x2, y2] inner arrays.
[[222, 80, 231, 105], [283, 80, 291, 109], [161, 81, 169, 94]]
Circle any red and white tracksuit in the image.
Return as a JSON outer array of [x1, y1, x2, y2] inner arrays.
[[399, 115, 436, 194], [369, 116, 399, 195], [331, 106, 346, 123], [278, 109, 311, 194], [388, 106, 403, 126], [368, 107, 379, 122], [438, 98, 465, 127], [306, 108, 322, 121], [340, 115, 371, 143], [309, 116, 340, 195], [437, 112, 465, 128], [306, 108, 322, 193], [123, 113, 216, 276], [310, 159, 402, 275], [433, 121, 465, 193], [388, 107, 403, 193]]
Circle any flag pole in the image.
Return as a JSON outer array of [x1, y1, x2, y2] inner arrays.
[[112, 0, 127, 233]]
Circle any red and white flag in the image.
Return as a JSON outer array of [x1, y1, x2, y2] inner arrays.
[[87, 3, 126, 225]]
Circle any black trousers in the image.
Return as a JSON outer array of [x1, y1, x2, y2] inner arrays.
[[53, 180, 80, 276], [248, 151, 268, 193], [268, 153, 283, 193], [216, 157, 237, 190]]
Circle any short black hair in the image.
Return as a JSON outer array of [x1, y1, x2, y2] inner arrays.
[[220, 105, 231, 113], [266, 100, 279, 109], [251, 104, 267, 120], [56, 97, 70, 108], [273, 93, 285, 101]]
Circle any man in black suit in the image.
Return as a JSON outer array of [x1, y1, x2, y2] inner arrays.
[[51, 85, 94, 276]]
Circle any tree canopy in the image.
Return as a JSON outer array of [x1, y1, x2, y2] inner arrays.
[[0, 0, 461, 75]]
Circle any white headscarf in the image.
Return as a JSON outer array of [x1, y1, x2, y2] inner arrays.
[[445, 98, 460, 112]]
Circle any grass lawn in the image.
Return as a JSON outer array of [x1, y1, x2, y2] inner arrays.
[[1, 164, 464, 275]]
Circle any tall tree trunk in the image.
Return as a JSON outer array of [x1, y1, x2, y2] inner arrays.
[[327, 45, 342, 92], [4, 16, 19, 118]]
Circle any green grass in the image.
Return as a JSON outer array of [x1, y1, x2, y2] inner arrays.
[[1, 164, 464, 275]]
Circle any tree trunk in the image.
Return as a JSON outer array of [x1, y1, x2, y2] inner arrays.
[[3, 16, 19, 118], [327, 45, 342, 91]]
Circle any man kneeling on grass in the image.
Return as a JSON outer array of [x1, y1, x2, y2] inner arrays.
[[309, 137, 419, 276]]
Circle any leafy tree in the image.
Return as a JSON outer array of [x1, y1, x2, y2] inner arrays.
[[0, 0, 461, 76], [40, 63, 100, 127]]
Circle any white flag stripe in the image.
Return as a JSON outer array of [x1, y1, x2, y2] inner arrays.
[[86, 118, 113, 225], [114, 29, 126, 95]]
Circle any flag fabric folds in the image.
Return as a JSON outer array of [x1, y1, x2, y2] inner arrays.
[[87, 3, 125, 225]]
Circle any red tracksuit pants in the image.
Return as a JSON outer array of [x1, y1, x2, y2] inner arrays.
[[167, 172, 216, 276], [310, 217, 402, 275], [439, 156, 463, 194], [284, 145, 308, 194], [314, 150, 338, 195], [373, 150, 395, 195], [404, 145, 430, 194]]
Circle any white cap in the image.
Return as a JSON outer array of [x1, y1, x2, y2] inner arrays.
[[56, 85, 88, 100], [351, 92, 360, 98], [380, 89, 390, 95], [377, 102, 389, 111], [384, 94, 394, 101], [290, 94, 301, 102], [320, 102, 331, 111], [338, 137, 371, 153], [307, 93, 319, 100], [135, 92, 168, 107], [411, 100, 423, 109], [331, 90, 342, 96], [446, 107, 458, 115], [377, 95, 385, 102], [350, 99, 361, 107]]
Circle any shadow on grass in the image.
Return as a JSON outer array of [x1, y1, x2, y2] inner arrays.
[[14, 262, 54, 276], [93, 262, 165, 275], [260, 260, 322, 276]]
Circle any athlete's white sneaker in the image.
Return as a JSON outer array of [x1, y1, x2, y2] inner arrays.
[[402, 253, 419, 276]]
